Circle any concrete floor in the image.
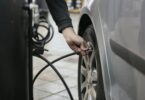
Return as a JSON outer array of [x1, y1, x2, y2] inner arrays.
[[33, 13, 80, 100]]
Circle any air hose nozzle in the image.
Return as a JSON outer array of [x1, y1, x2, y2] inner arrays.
[[87, 41, 93, 52]]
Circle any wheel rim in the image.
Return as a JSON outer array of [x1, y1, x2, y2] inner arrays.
[[80, 42, 98, 100]]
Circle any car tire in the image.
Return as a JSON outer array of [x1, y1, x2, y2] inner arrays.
[[78, 25, 106, 100]]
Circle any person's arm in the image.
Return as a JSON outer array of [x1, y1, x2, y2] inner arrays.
[[45, 0, 72, 33], [45, 0, 88, 55]]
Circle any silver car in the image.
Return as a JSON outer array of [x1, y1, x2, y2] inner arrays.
[[77, 0, 145, 100]]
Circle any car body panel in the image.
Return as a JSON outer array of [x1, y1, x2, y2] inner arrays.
[[78, 0, 145, 100]]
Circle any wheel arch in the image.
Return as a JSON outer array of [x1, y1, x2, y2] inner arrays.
[[78, 14, 92, 36]]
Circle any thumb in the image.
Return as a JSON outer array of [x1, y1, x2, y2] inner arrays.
[[80, 39, 88, 50]]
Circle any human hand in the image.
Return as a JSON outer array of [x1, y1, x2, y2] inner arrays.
[[62, 27, 88, 55]]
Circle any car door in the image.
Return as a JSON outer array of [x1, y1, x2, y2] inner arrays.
[[99, 0, 145, 100]]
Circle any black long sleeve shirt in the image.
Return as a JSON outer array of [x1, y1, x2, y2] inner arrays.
[[45, 0, 73, 33]]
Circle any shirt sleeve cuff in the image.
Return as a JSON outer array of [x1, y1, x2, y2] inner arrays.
[[57, 19, 73, 33]]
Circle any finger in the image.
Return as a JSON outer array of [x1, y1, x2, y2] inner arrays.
[[73, 39, 87, 51], [73, 38, 88, 55], [72, 45, 81, 53], [80, 40, 89, 51], [68, 42, 78, 51]]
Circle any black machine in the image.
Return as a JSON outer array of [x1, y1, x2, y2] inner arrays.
[[0, 0, 33, 100]]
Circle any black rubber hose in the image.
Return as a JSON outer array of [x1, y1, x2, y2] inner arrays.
[[45, 24, 54, 43], [33, 52, 78, 100], [34, 54, 74, 100], [33, 52, 77, 83]]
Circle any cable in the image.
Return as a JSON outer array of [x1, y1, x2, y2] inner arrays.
[[32, 22, 54, 54], [34, 54, 74, 100], [33, 52, 77, 83], [45, 24, 54, 43], [32, 23, 54, 44], [33, 52, 78, 100]]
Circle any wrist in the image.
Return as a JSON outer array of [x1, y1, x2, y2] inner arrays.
[[62, 27, 75, 36]]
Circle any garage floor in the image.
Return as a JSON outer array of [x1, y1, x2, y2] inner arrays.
[[33, 14, 80, 100]]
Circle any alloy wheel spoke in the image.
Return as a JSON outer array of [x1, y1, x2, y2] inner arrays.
[[90, 51, 96, 68], [91, 86, 97, 99], [83, 85, 96, 100], [83, 55, 90, 70], [88, 85, 97, 100], [84, 86, 89, 100], [81, 65, 87, 77], [81, 79, 87, 92]]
